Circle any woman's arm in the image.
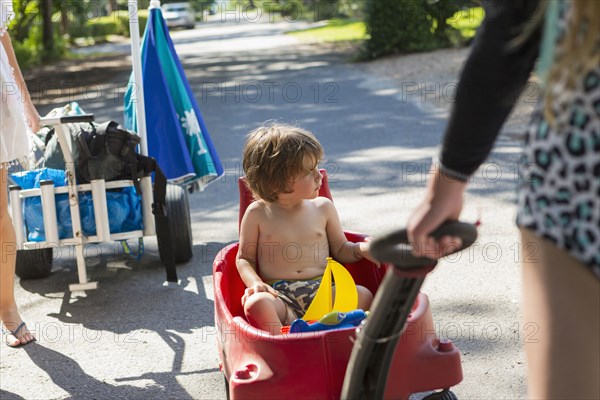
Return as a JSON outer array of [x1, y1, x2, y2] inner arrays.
[[1, 31, 40, 132], [440, 0, 542, 178], [409, 0, 543, 257]]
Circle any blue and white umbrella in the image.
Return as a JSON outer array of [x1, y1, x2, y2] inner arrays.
[[125, 0, 223, 186]]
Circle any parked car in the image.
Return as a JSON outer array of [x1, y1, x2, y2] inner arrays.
[[162, 2, 196, 29]]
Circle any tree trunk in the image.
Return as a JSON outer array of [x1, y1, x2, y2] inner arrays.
[[107, 0, 118, 14], [40, 0, 54, 60], [60, 8, 69, 36]]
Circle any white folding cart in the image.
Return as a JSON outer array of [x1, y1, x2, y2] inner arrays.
[[9, 115, 193, 291], [9, 1, 194, 291]]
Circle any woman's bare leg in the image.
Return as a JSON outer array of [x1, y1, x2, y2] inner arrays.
[[521, 228, 600, 399], [1, 167, 35, 346]]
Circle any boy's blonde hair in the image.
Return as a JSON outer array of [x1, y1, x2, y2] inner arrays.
[[242, 123, 323, 202]]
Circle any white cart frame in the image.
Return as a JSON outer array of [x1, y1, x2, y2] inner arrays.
[[9, 115, 156, 291], [10, 1, 175, 291]]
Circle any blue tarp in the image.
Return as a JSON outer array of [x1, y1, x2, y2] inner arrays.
[[11, 169, 142, 242]]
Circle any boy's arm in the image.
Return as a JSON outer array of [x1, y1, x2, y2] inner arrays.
[[321, 198, 378, 265], [236, 204, 277, 304]]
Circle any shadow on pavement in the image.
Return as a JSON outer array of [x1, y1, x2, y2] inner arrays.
[[23, 342, 195, 399], [0, 390, 25, 400], [18, 242, 231, 397], [20, 242, 229, 330]]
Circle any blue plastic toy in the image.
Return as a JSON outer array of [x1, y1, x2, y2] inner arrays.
[[289, 310, 368, 334]]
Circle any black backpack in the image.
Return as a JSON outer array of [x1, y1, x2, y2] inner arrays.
[[43, 121, 178, 283], [44, 121, 141, 185], [79, 121, 141, 184]]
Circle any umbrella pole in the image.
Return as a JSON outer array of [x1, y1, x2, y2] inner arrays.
[[128, 0, 149, 157], [129, 0, 156, 238]]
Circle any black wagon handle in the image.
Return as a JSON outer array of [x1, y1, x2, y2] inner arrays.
[[370, 220, 478, 269]]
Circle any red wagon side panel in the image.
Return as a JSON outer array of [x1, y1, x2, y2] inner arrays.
[[213, 243, 463, 399]]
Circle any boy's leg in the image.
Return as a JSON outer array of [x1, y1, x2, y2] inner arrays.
[[520, 228, 600, 399], [332, 285, 373, 311], [357, 285, 373, 311], [243, 292, 289, 335]]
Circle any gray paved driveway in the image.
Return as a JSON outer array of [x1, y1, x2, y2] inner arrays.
[[1, 17, 526, 399]]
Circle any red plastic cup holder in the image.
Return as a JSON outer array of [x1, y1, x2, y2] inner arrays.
[[235, 364, 258, 380]]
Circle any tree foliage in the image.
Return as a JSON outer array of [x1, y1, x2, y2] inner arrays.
[[363, 0, 477, 59], [8, 0, 76, 67], [8, 0, 149, 68]]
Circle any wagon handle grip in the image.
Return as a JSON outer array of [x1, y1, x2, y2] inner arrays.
[[370, 221, 478, 269]]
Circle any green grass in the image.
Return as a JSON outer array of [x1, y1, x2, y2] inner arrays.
[[285, 7, 482, 46], [286, 20, 367, 43], [447, 7, 484, 39]]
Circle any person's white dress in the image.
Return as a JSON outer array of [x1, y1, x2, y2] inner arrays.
[[0, 0, 31, 167]]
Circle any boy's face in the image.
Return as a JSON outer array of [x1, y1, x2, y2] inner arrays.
[[288, 155, 322, 199]]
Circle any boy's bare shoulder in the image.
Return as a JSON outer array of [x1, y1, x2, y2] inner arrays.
[[311, 197, 335, 213], [312, 196, 335, 210], [241, 200, 269, 224], [245, 199, 269, 215]]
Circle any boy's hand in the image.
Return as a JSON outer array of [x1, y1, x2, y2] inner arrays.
[[241, 282, 278, 306], [359, 239, 381, 267]]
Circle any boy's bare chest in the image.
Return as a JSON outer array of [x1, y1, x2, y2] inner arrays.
[[259, 211, 327, 248]]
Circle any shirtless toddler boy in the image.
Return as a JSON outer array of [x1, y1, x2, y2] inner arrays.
[[237, 123, 375, 335]]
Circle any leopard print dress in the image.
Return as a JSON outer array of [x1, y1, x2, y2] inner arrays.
[[516, 2, 600, 277]]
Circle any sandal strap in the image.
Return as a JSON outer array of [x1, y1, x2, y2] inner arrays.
[[10, 322, 26, 336]]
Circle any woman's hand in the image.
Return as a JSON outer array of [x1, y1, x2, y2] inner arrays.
[[23, 100, 40, 133], [241, 282, 278, 306], [407, 165, 468, 259]]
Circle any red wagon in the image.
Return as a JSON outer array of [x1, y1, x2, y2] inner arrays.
[[212, 171, 463, 399]]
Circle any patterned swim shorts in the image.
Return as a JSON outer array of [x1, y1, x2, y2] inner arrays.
[[270, 277, 324, 323]]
